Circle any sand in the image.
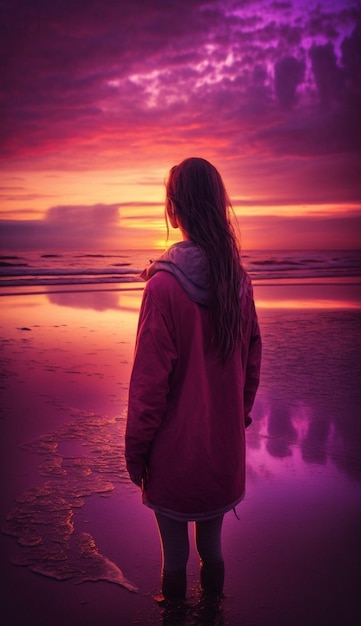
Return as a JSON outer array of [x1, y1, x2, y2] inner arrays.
[[1, 282, 361, 626]]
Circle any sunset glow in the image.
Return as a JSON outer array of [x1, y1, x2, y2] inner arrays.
[[1, 0, 360, 250]]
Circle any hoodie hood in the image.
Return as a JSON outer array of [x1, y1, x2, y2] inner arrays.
[[141, 241, 210, 305]]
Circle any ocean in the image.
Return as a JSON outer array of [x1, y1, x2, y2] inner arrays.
[[1, 248, 361, 292]]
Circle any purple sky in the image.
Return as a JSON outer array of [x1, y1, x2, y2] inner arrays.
[[1, 0, 360, 249]]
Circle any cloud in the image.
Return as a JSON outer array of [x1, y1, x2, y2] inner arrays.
[[1, 200, 360, 251], [0, 203, 122, 249], [1, 0, 360, 228], [0, 199, 169, 249], [274, 55, 305, 108], [2, 2, 358, 137], [310, 42, 344, 106], [45, 203, 119, 225], [341, 22, 361, 90]]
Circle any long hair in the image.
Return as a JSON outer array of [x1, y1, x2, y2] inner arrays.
[[165, 157, 244, 362]]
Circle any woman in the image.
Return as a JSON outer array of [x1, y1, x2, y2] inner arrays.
[[125, 157, 261, 603]]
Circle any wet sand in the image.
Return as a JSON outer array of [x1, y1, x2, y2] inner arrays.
[[1, 282, 361, 626]]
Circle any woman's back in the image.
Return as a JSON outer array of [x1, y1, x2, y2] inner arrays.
[[126, 253, 261, 518]]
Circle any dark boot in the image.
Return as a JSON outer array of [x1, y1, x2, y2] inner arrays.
[[161, 569, 187, 601], [200, 559, 225, 596]]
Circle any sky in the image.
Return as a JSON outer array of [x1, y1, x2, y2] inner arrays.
[[1, 0, 360, 250]]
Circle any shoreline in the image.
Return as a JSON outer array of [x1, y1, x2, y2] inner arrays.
[[0, 275, 361, 300], [1, 284, 360, 625]]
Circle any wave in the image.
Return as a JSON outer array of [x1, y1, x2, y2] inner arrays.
[[245, 251, 361, 281], [0, 267, 142, 277], [0, 249, 360, 289], [0, 267, 142, 288]]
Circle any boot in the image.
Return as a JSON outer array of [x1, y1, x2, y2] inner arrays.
[[200, 559, 225, 596], [161, 569, 187, 601]]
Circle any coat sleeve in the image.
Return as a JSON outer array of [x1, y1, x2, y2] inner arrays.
[[125, 284, 177, 484]]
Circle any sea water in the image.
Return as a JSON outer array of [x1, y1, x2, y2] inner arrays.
[[1, 248, 361, 291]]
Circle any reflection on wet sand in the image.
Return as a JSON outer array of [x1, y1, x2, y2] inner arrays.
[[1, 285, 361, 625], [252, 308, 361, 481], [47, 286, 143, 313], [253, 278, 361, 309]]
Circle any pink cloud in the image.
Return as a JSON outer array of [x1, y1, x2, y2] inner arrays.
[[1, 0, 360, 218]]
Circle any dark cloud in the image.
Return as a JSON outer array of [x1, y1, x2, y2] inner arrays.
[[45, 203, 119, 224], [310, 42, 344, 106], [275, 55, 305, 108], [1, 0, 360, 209], [272, 1, 292, 10], [0, 202, 124, 249], [341, 22, 361, 92]]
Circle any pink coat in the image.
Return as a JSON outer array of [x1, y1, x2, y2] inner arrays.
[[125, 250, 261, 520]]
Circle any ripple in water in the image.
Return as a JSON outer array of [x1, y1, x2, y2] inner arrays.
[[2, 410, 138, 592]]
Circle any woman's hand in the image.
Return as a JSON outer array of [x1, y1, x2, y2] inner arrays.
[[127, 462, 146, 488]]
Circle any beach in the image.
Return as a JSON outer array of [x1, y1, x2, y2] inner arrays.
[[1, 260, 361, 625]]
